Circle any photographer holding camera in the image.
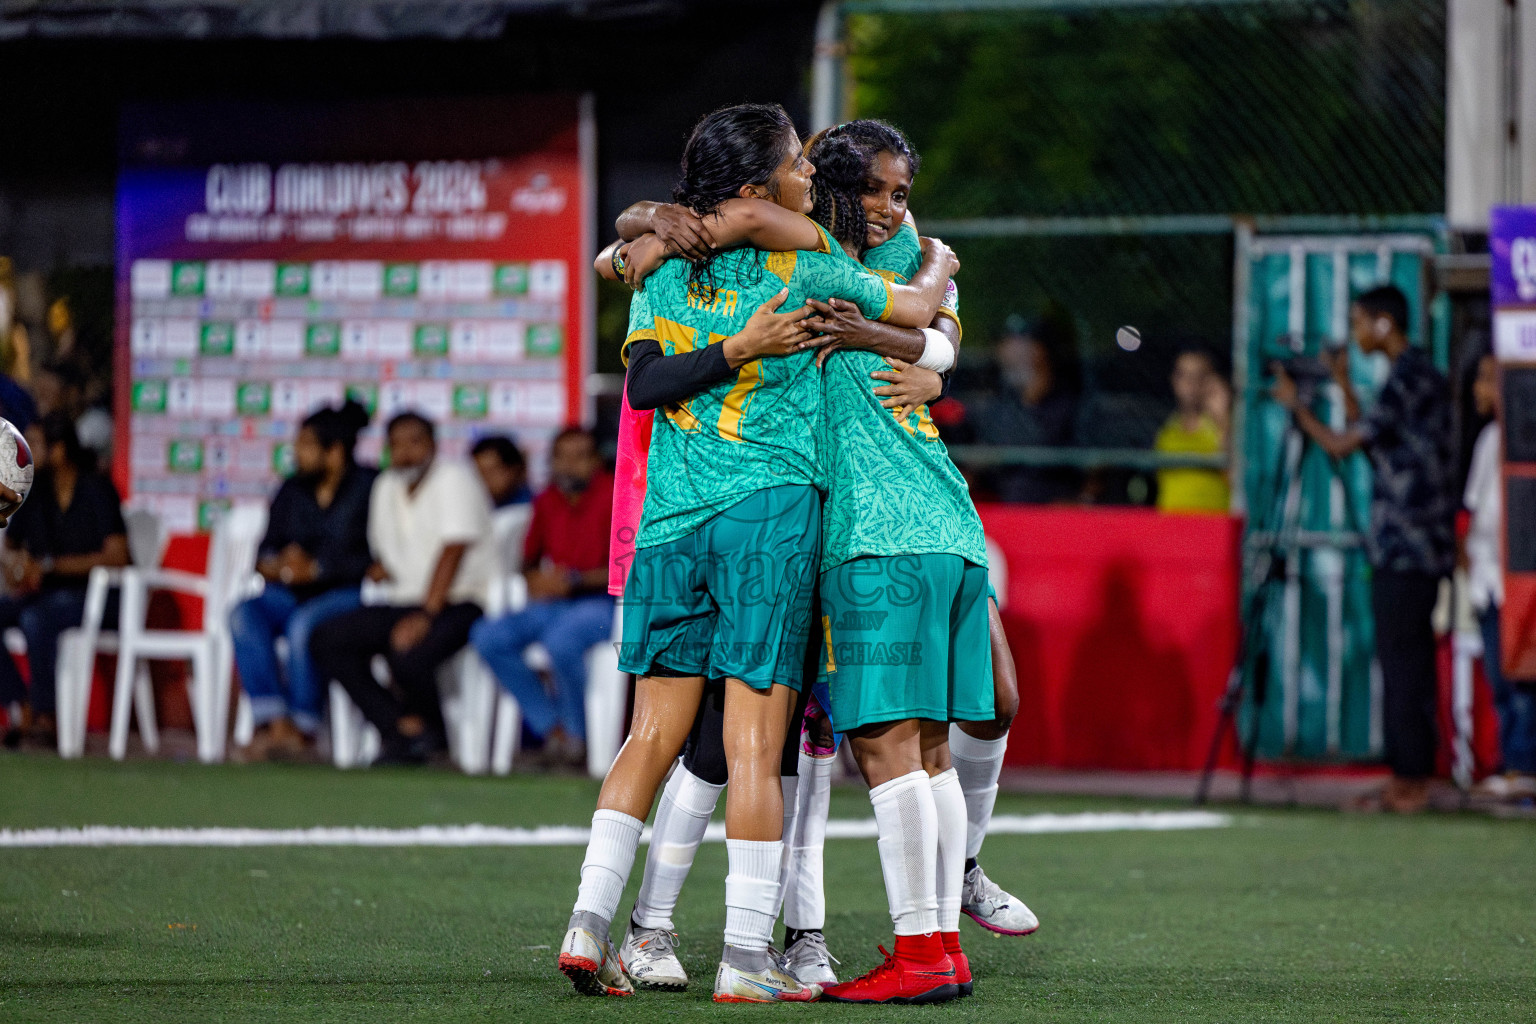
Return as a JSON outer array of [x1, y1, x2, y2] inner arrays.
[[1273, 285, 1454, 814]]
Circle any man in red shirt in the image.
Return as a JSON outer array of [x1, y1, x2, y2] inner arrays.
[[470, 428, 614, 768]]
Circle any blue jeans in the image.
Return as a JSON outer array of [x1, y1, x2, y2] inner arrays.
[[230, 585, 361, 734], [470, 595, 615, 742], [0, 588, 92, 717], [1480, 605, 1536, 775]]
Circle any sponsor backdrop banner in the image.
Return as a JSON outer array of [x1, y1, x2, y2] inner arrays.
[[116, 96, 592, 532]]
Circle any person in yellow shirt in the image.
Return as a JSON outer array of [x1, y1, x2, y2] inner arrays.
[[1154, 349, 1231, 513]]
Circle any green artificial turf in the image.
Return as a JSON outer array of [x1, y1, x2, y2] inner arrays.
[[2, 757, 1534, 1023]]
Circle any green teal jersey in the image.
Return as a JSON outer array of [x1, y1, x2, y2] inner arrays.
[[624, 219, 898, 548], [818, 221, 986, 573]]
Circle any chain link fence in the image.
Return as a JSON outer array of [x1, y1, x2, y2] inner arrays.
[[844, 0, 1447, 501]]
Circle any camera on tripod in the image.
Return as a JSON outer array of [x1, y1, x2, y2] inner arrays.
[[1264, 334, 1348, 407]]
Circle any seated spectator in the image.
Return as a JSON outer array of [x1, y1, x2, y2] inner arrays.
[[976, 314, 1082, 502], [311, 412, 491, 766], [1465, 353, 1534, 800], [34, 361, 111, 471], [470, 428, 614, 769], [0, 413, 127, 747], [231, 401, 376, 761], [472, 435, 532, 508], [1154, 348, 1231, 513]]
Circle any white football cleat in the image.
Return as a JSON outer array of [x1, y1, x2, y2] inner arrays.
[[713, 946, 823, 1003], [619, 920, 688, 990], [961, 863, 1040, 936], [783, 930, 839, 987], [558, 912, 635, 997]]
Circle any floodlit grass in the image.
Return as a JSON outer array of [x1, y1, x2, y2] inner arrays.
[[2, 757, 1533, 1023]]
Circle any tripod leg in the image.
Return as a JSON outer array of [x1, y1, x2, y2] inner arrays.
[[1239, 654, 1270, 804], [1195, 668, 1242, 805]]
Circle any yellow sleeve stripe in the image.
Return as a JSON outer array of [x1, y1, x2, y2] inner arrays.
[[872, 268, 909, 285], [934, 306, 963, 343], [655, 317, 697, 353], [807, 218, 835, 254], [717, 359, 762, 442], [875, 278, 896, 323], [619, 327, 657, 368], [766, 249, 798, 284]]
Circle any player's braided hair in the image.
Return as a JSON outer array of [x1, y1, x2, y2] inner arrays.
[[674, 103, 799, 285], [805, 119, 922, 258]]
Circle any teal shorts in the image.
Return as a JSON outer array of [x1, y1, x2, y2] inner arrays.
[[819, 553, 994, 730], [619, 485, 820, 691]]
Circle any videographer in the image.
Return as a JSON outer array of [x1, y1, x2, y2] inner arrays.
[[1272, 285, 1454, 814]]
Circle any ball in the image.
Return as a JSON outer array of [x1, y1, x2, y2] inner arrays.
[[0, 419, 34, 520], [1116, 325, 1142, 352]]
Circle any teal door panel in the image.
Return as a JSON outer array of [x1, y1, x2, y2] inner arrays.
[[1236, 232, 1443, 761]]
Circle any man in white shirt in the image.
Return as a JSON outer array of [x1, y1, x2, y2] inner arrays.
[[1465, 354, 1535, 799], [310, 412, 491, 765]]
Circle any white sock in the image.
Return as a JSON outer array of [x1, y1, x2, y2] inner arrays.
[[773, 774, 800, 919], [724, 839, 784, 951], [632, 765, 724, 931], [930, 768, 966, 932], [782, 751, 834, 931], [869, 770, 939, 936], [949, 725, 1007, 861], [573, 809, 645, 927]]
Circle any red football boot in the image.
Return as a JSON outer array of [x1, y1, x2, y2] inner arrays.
[[820, 942, 959, 1005], [942, 931, 972, 998]]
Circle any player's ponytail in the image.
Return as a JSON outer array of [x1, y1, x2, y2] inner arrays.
[[804, 128, 873, 256]]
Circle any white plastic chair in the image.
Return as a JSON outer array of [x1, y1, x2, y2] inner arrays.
[[53, 509, 166, 759], [487, 579, 628, 780], [327, 634, 501, 773], [106, 504, 267, 763]]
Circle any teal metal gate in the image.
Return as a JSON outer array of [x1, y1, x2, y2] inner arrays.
[[1235, 226, 1447, 761]]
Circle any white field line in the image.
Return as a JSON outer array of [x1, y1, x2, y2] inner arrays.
[[0, 811, 1229, 848]]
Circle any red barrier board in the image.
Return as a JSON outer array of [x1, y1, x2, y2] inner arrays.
[[977, 505, 1242, 771]]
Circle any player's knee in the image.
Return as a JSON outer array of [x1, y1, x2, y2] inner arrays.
[[807, 714, 835, 752], [992, 689, 1019, 732], [724, 729, 779, 768]]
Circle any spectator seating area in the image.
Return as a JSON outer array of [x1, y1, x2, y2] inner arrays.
[[24, 502, 626, 777]]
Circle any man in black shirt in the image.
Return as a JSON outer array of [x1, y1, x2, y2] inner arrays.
[[230, 402, 375, 760], [1274, 285, 1454, 813], [0, 413, 128, 746]]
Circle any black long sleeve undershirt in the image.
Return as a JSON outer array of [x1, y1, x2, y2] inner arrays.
[[625, 338, 736, 411]]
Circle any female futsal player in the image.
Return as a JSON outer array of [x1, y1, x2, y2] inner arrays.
[[606, 121, 1033, 1001], [559, 102, 956, 1004]]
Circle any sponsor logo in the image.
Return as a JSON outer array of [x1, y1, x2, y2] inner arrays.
[[511, 173, 568, 215]]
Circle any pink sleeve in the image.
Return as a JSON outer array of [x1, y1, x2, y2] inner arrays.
[[608, 387, 653, 597]]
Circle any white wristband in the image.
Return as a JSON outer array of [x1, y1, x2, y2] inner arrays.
[[915, 327, 955, 372]]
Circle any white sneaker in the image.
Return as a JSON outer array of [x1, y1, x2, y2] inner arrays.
[[619, 920, 688, 990], [783, 930, 839, 987], [558, 913, 635, 997], [961, 863, 1040, 936], [713, 946, 823, 1003], [1472, 774, 1515, 799]]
